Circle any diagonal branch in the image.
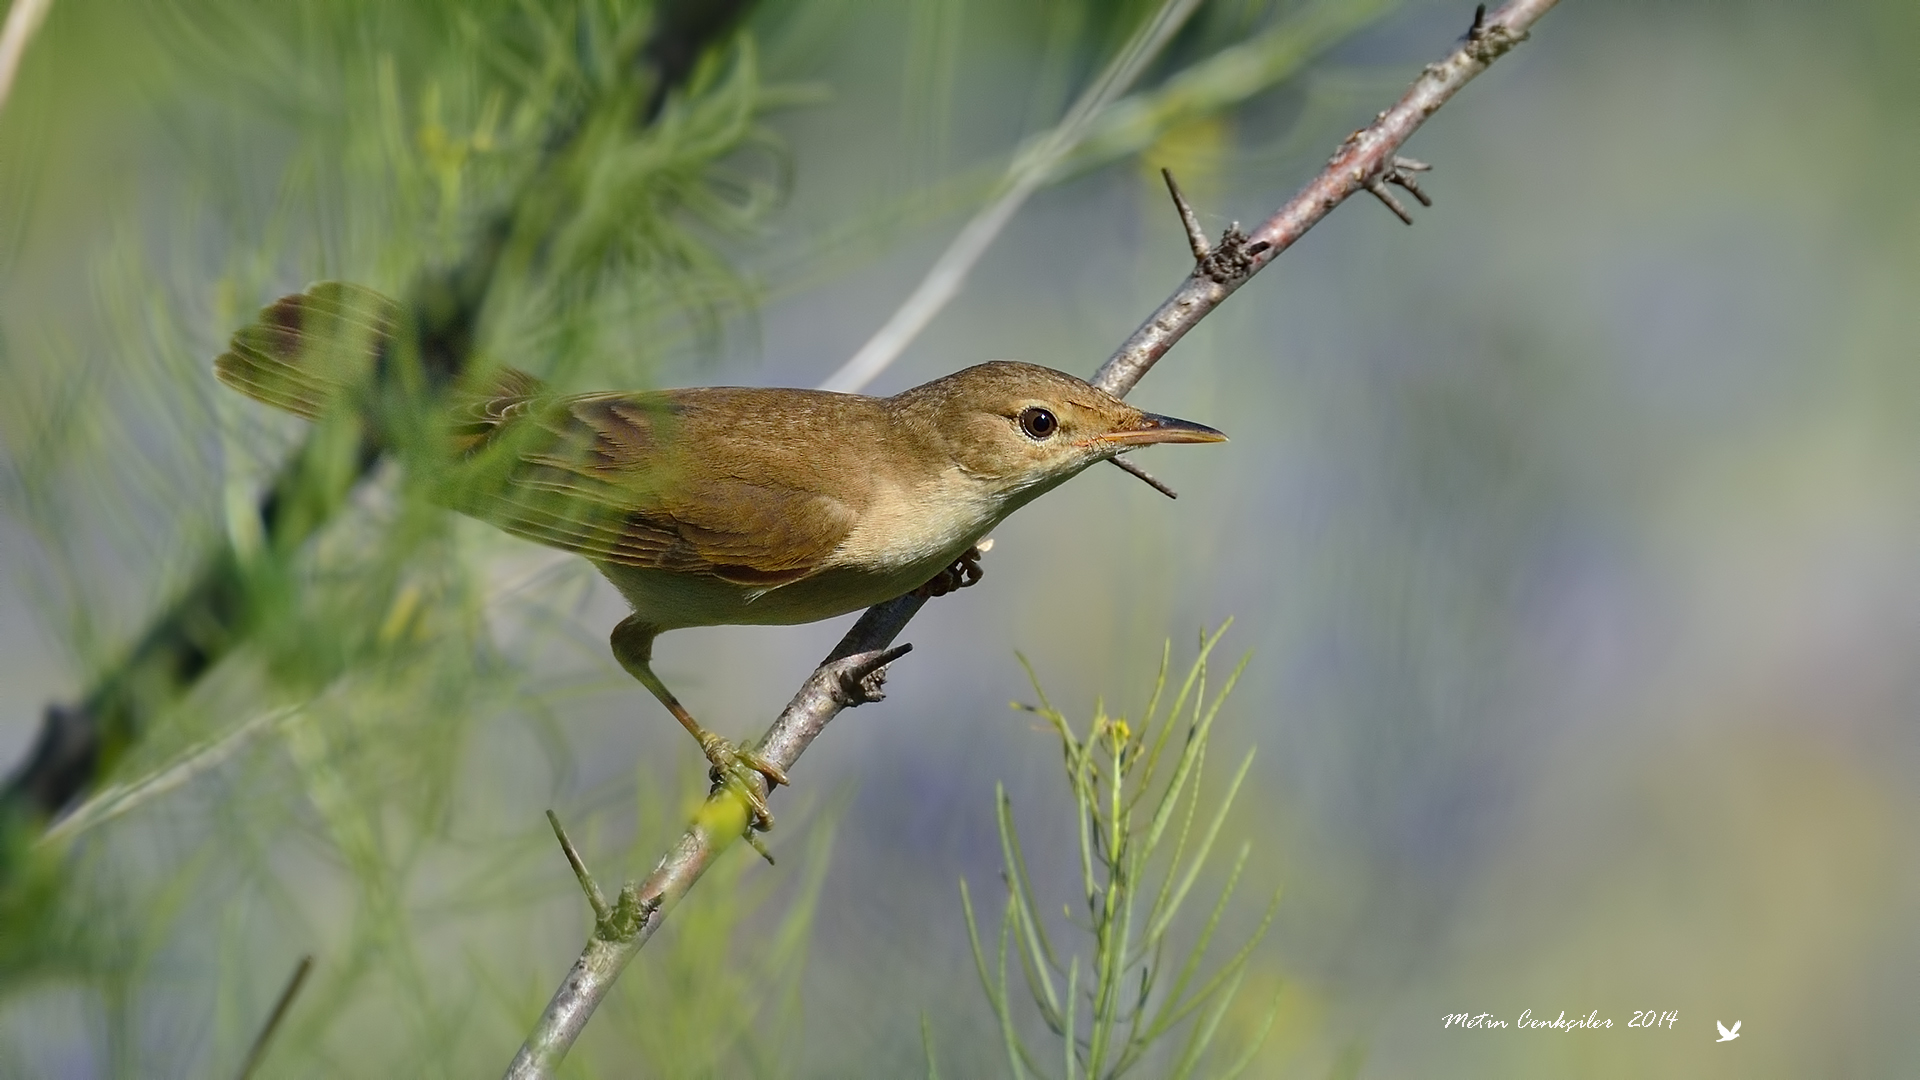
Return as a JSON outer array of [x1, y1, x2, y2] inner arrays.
[[503, 1, 1559, 1075], [1093, 0, 1555, 395], [504, 603, 919, 1079]]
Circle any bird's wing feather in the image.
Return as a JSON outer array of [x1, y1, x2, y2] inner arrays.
[[447, 386, 856, 586]]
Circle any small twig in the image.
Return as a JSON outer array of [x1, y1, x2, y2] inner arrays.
[[1389, 157, 1434, 205], [0, 0, 53, 117], [545, 810, 611, 926], [234, 955, 313, 1080], [1108, 456, 1179, 500], [505, 2, 1559, 1074], [1162, 169, 1211, 261]]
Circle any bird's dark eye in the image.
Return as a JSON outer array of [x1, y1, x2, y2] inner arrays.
[[1019, 406, 1058, 440]]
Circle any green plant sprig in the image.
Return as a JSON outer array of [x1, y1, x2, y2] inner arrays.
[[963, 622, 1279, 1080]]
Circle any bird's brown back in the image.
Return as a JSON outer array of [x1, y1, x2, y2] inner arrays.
[[449, 381, 899, 588]]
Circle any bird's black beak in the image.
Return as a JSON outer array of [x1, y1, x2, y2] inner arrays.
[[1096, 411, 1228, 448]]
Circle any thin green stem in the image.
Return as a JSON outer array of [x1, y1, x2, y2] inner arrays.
[[1145, 840, 1250, 1042], [1146, 749, 1255, 947], [1000, 787, 1064, 1020], [962, 878, 1029, 1080], [1063, 956, 1080, 1080]]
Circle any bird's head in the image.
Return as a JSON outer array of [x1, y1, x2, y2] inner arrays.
[[890, 361, 1225, 507]]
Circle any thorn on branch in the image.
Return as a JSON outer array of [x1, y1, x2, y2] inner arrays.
[[1161, 168, 1268, 284], [547, 809, 612, 926], [1363, 156, 1434, 225], [744, 830, 776, 865], [829, 643, 914, 707], [1162, 169, 1210, 261], [1468, 3, 1487, 40]]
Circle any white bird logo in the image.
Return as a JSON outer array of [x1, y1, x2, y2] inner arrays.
[[1716, 1020, 1741, 1043]]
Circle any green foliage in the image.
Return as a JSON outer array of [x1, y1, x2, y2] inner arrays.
[[961, 624, 1279, 1080]]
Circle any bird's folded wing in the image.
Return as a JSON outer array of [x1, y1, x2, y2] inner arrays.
[[446, 389, 855, 588]]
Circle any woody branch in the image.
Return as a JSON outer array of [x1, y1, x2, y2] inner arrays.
[[503, 1, 1561, 1075]]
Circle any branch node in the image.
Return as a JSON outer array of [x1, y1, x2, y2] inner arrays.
[[1197, 224, 1260, 285], [1161, 168, 1210, 261], [547, 809, 612, 925], [1364, 156, 1435, 224], [601, 882, 648, 941], [1466, 5, 1529, 63]]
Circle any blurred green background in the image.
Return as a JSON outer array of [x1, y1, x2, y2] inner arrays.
[[2, 0, 1917, 1076]]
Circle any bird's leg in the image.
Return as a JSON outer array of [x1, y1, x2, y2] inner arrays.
[[913, 539, 992, 599], [610, 616, 789, 831]]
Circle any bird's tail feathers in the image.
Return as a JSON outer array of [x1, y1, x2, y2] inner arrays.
[[214, 282, 400, 420]]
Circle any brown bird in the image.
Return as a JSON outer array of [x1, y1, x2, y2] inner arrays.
[[215, 283, 1226, 825]]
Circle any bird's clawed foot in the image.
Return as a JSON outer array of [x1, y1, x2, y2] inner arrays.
[[914, 540, 991, 599], [698, 733, 788, 831]]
